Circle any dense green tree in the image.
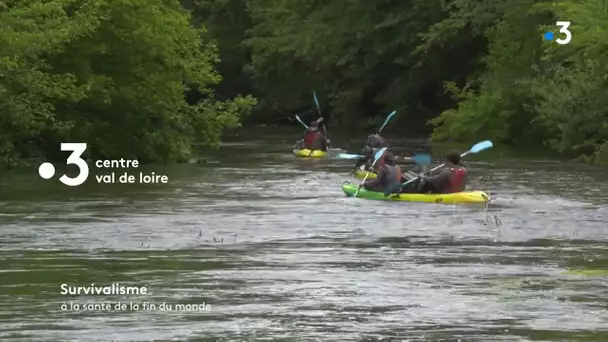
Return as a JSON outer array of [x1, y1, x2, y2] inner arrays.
[[427, 0, 607, 162], [244, 0, 467, 129], [532, 0, 608, 162], [1, 0, 606, 165], [0, 0, 255, 167], [426, 0, 548, 144], [182, 0, 255, 99]]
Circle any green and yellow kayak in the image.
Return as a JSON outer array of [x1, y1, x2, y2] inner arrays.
[[354, 169, 377, 179], [294, 149, 327, 158], [341, 182, 489, 204]]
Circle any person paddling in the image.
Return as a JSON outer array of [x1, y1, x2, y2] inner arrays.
[[409, 151, 468, 194], [361, 151, 401, 193], [294, 120, 328, 151], [353, 133, 389, 171]]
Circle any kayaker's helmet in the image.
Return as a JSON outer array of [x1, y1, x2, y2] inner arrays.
[[309, 121, 319, 128], [445, 151, 461, 165], [366, 133, 380, 145]]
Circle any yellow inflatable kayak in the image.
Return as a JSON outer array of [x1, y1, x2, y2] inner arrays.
[[354, 169, 377, 179], [341, 182, 489, 204], [293, 149, 327, 158]]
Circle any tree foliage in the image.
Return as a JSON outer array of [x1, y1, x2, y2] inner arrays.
[[0, 0, 255, 167], [237, 0, 606, 160], [1, 0, 606, 165], [244, 0, 460, 128], [426, 0, 608, 161]]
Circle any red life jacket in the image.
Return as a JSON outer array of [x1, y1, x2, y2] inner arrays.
[[303, 131, 321, 148], [446, 167, 467, 193]]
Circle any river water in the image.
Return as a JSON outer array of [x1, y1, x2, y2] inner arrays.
[[1, 128, 607, 341]]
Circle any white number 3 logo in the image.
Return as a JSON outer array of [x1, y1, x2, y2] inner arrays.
[[59, 143, 89, 186], [555, 21, 571, 45]]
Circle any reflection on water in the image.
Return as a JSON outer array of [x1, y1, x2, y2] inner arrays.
[[0, 130, 607, 341]]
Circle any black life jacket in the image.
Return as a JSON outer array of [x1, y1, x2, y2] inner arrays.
[[382, 164, 402, 190]]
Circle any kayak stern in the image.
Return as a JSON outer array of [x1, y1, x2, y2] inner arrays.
[[354, 169, 378, 179], [294, 149, 327, 158]]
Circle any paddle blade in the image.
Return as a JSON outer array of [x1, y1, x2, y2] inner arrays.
[[409, 153, 431, 165], [470, 140, 493, 153], [378, 110, 396, 132], [295, 114, 307, 128], [313, 91, 320, 109], [337, 153, 362, 159], [374, 147, 387, 161]]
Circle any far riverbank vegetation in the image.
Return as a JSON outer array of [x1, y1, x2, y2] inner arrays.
[[1, 0, 606, 167]]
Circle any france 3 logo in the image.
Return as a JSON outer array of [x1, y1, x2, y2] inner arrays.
[[543, 21, 571, 45], [38, 143, 89, 187]]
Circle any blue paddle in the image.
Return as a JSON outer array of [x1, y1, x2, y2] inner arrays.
[[348, 110, 395, 171], [313, 91, 321, 114], [388, 140, 494, 196], [295, 114, 308, 128], [313, 91, 329, 144], [337, 153, 362, 159], [407, 153, 432, 165], [338, 153, 431, 166], [354, 147, 387, 197], [295, 93, 325, 130], [461, 140, 493, 156], [378, 110, 396, 133], [296, 113, 323, 129]]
